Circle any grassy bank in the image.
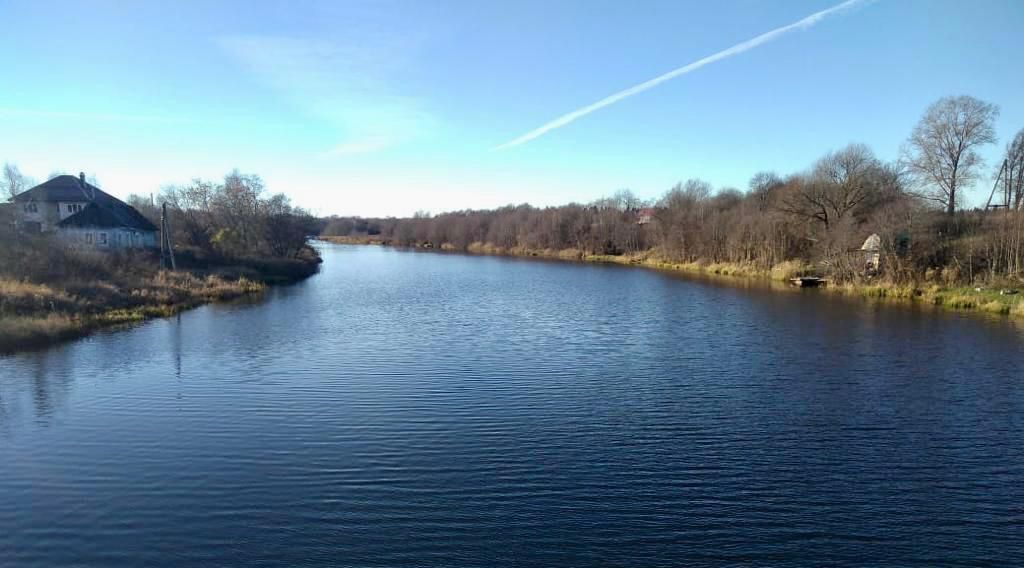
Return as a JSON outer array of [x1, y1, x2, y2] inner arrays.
[[327, 238, 1024, 321], [0, 240, 321, 354], [319, 235, 388, 246], [0, 273, 265, 353], [563, 251, 1024, 319]]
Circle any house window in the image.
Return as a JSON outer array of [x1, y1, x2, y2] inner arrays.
[[98, 232, 108, 245], [23, 203, 38, 213], [86, 233, 93, 244], [66, 203, 84, 214]]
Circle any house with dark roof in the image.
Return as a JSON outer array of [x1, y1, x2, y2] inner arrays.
[[12, 173, 158, 249]]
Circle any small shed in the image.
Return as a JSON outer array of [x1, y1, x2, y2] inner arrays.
[[861, 233, 881, 272]]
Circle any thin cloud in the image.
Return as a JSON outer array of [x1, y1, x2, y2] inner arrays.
[[0, 107, 191, 124], [322, 137, 393, 156], [219, 35, 433, 156], [496, 0, 874, 149]]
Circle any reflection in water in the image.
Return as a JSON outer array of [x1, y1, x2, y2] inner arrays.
[[172, 313, 182, 380], [0, 244, 1022, 567]]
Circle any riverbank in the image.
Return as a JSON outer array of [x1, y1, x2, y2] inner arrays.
[[589, 252, 1024, 318], [320, 236, 1024, 320], [0, 245, 321, 354]]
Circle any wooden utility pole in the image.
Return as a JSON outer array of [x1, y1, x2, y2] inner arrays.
[[160, 202, 177, 271], [985, 159, 1009, 210]]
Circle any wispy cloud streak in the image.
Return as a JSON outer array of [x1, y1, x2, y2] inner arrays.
[[219, 34, 432, 157], [496, 0, 873, 149], [0, 107, 192, 124]]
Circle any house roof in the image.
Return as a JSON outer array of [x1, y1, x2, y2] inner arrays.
[[13, 175, 106, 203], [58, 201, 157, 231], [16, 175, 157, 231]]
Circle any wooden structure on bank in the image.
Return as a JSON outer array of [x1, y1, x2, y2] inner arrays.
[[860, 233, 881, 273], [985, 159, 1012, 211], [790, 277, 826, 288]]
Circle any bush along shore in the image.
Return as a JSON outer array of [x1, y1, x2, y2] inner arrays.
[[1, 169, 322, 354]]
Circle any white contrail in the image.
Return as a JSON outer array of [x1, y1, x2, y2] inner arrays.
[[496, 0, 873, 149]]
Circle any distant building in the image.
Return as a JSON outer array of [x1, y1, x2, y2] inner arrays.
[[636, 207, 655, 225], [12, 173, 157, 249]]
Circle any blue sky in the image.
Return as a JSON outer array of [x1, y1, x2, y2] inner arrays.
[[1, 0, 1022, 216]]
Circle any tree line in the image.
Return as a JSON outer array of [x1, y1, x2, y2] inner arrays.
[[322, 95, 1024, 284]]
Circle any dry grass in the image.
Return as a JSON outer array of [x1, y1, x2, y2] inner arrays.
[[319, 235, 386, 245], [0, 272, 266, 354], [770, 260, 813, 281], [467, 242, 506, 255], [0, 314, 83, 351], [0, 279, 65, 299], [823, 280, 1024, 318]]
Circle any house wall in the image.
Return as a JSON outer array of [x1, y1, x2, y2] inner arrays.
[[16, 201, 73, 232], [17, 202, 90, 231], [59, 227, 158, 250], [0, 203, 13, 229], [16, 201, 50, 231], [57, 201, 89, 221]]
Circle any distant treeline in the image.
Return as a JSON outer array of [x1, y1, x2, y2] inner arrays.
[[322, 96, 1024, 284]]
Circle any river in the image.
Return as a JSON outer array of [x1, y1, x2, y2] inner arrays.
[[2, 243, 1022, 566]]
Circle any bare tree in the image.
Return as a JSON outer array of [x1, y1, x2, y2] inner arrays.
[[748, 171, 783, 211], [155, 171, 315, 259], [902, 95, 999, 214], [777, 174, 832, 228], [813, 143, 899, 223], [610, 189, 642, 211], [215, 170, 265, 250], [2, 163, 30, 200]]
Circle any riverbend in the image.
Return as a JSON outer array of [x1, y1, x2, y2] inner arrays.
[[2, 243, 1022, 566]]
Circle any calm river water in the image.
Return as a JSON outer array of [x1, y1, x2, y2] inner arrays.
[[2, 243, 1023, 566]]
